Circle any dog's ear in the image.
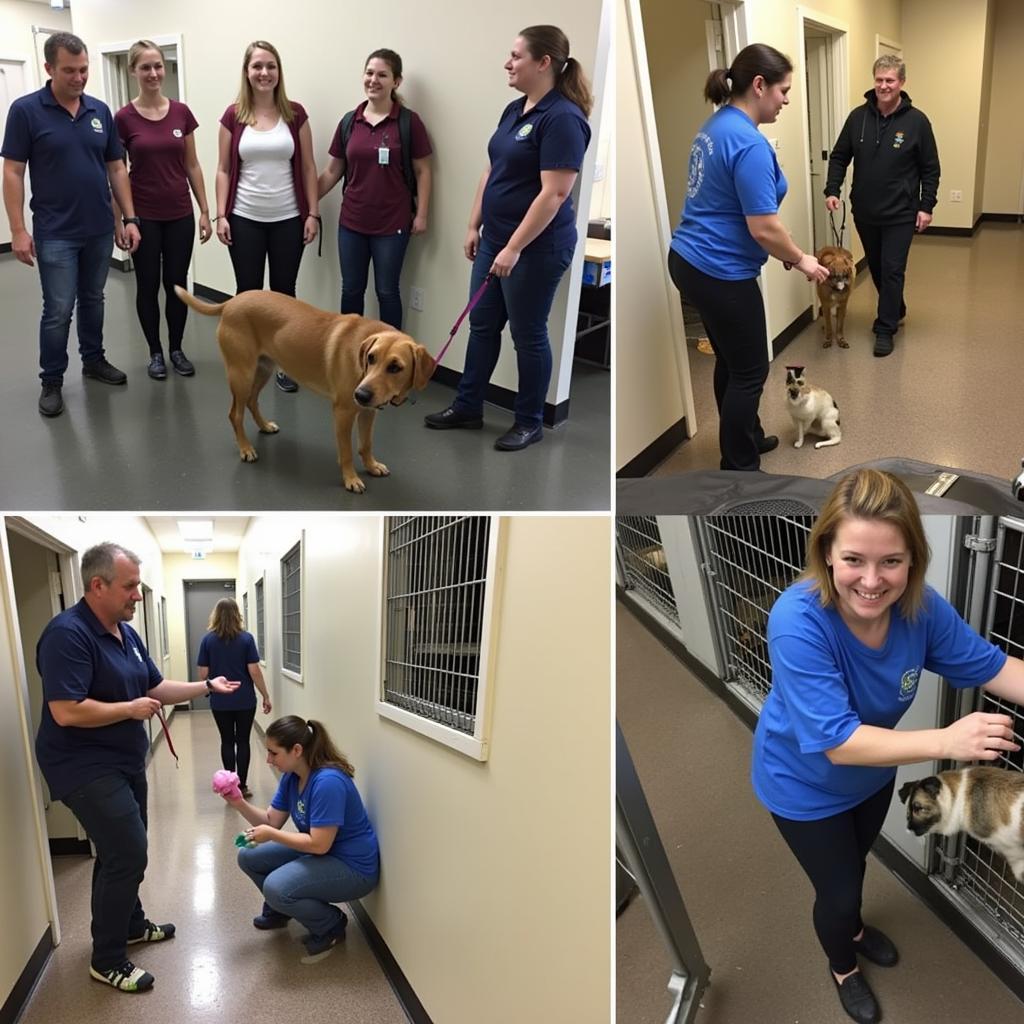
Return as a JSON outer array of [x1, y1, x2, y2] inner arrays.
[[359, 337, 376, 372], [412, 344, 436, 391], [921, 776, 942, 799], [898, 781, 916, 805]]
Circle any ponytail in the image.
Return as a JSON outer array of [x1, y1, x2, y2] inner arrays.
[[266, 715, 356, 776], [704, 68, 732, 105], [520, 24, 594, 119], [703, 44, 792, 105]]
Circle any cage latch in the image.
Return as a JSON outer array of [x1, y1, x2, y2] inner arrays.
[[963, 535, 996, 553]]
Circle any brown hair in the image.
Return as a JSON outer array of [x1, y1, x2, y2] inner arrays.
[[44, 32, 87, 66], [705, 43, 793, 105], [128, 40, 162, 72], [207, 597, 243, 642], [801, 469, 930, 619], [873, 54, 906, 81], [266, 716, 355, 777], [519, 24, 593, 118], [235, 40, 294, 125], [365, 48, 404, 105]]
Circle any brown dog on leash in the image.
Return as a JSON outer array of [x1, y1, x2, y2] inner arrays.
[[174, 287, 434, 493], [815, 246, 856, 349]]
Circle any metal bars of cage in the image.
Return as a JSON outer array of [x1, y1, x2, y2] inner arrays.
[[383, 517, 489, 735], [615, 516, 680, 626], [698, 515, 814, 707], [281, 545, 301, 673], [255, 577, 265, 657]]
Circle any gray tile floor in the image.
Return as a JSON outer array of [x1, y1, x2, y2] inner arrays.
[[0, 259, 610, 510], [648, 223, 1024, 482], [20, 712, 406, 1024], [616, 600, 1024, 1024]]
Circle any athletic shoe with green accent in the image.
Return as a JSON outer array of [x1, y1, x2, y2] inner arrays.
[[89, 960, 154, 992], [127, 920, 176, 944]]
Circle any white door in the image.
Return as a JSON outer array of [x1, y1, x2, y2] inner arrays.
[[0, 58, 31, 246], [805, 33, 831, 253]]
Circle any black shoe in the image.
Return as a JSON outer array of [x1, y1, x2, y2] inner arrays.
[[253, 902, 290, 930], [831, 969, 881, 1024], [169, 350, 195, 377], [147, 353, 167, 380], [424, 405, 483, 430], [39, 381, 64, 417], [127, 920, 175, 944], [275, 371, 298, 392], [854, 925, 898, 967], [82, 358, 127, 385], [757, 435, 779, 454], [89, 960, 154, 993], [494, 423, 543, 451], [873, 333, 894, 357]]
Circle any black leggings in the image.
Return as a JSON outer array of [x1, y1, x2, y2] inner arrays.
[[211, 707, 258, 787], [134, 214, 196, 354], [771, 778, 895, 974], [667, 248, 770, 472], [227, 214, 304, 295]]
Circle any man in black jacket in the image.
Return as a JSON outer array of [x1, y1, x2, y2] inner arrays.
[[824, 55, 940, 357]]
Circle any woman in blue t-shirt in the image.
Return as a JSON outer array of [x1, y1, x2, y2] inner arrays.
[[752, 470, 1024, 1023], [197, 598, 271, 799], [424, 25, 592, 452], [668, 44, 829, 472], [221, 715, 380, 963]]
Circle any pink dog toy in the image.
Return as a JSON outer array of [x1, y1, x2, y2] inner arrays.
[[212, 769, 242, 801]]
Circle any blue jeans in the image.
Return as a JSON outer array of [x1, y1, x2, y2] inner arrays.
[[453, 236, 574, 428], [36, 233, 112, 383], [338, 225, 411, 329], [238, 840, 378, 935], [61, 771, 150, 971]]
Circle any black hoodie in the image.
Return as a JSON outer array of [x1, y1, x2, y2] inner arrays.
[[824, 89, 940, 225]]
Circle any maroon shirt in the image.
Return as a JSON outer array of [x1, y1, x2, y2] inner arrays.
[[329, 100, 431, 235], [114, 99, 198, 220]]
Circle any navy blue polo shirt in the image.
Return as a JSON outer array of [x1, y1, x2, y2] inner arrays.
[[35, 598, 162, 801], [197, 630, 260, 711], [481, 89, 591, 252], [1, 82, 122, 241]]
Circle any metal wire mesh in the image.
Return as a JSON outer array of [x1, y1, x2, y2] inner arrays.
[[255, 578, 265, 657], [615, 516, 679, 625], [243, 592, 249, 633], [281, 545, 301, 673], [383, 517, 490, 735], [700, 515, 815, 705]]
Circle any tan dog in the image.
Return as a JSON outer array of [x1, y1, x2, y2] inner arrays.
[[815, 246, 856, 348], [175, 287, 434, 492]]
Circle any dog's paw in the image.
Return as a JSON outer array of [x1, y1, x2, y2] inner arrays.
[[260, 420, 279, 434], [822, 339, 832, 348], [343, 475, 366, 493], [365, 460, 390, 478], [793, 440, 804, 449], [838, 338, 849, 349], [239, 447, 259, 463]]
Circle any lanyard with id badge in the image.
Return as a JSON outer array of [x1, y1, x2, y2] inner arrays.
[[378, 131, 391, 166]]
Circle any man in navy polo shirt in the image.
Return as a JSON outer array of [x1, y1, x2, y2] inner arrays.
[[36, 542, 239, 992], [1, 32, 141, 417]]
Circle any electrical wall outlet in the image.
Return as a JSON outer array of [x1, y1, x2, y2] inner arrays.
[[410, 287, 424, 312], [950, 189, 963, 202]]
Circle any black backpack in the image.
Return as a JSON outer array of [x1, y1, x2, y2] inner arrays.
[[339, 105, 417, 213]]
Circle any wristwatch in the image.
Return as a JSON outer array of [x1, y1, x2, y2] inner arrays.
[[122, 216, 141, 227], [205, 678, 214, 693]]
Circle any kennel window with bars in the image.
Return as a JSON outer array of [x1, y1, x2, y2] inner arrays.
[[281, 544, 301, 675], [243, 592, 249, 633], [616, 516, 679, 626], [380, 516, 499, 760], [255, 577, 265, 659], [159, 596, 169, 661]]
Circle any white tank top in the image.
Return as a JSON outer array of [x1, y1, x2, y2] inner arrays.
[[233, 118, 300, 222]]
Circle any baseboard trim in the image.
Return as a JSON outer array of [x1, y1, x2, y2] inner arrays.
[[771, 305, 814, 360], [427, 364, 569, 428], [193, 282, 232, 303], [926, 225, 975, 238], [616, 417, 689, 479], [349, 900, 433, 1024], [109, 257, 133, 272], [0, 242, 11, 255], [0, 927, 53, 1024], [48, 836, 91, 856]]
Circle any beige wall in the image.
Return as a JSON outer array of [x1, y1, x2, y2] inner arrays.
[[68, 0, 605, 408], [983, 0, 1024, 214], [237, 514, 610, 1024]]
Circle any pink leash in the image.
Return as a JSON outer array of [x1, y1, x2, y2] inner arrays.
[[432, 273, 495, 368]]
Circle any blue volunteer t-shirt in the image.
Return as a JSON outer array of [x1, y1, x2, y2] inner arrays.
[[272, 766, 380, 878], [752, 581, 1007, 820], [481, 88, 591, 252], [197, 630, 260, 711], [35, 598, 163, 801], [670, 104, 786, 280], [1, 82, 122, 240]]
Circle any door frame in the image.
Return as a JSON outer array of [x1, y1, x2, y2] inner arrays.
[[182, 577, 236, 708]]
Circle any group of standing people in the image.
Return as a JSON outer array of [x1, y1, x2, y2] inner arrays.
[[669, 43, 939, 472], [2, 27, 593, 452]]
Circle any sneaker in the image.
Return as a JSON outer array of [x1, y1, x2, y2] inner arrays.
[[830, 968, 880, 1024], [854, 924, 899, 967], [89, 960, 154, 992], [127, 920, 175, 944], [253, 902, 291, 930], [82, 358, 127, 385], [241, 786, 253, 799], [494, 423, 543, 451], [39, 381, 63, 417], [275, 371, 298, 392], [147, 353, 167, 380], [169, 350, 195, 376], [873, 333, 894, 357], [423, 405, 483, 430], [300, 912, 348, 964]]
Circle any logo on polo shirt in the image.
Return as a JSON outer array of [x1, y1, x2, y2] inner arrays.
[[172, 128, 183, 138], [898, 666, 920, 702], [90, 117, 104, 134], [893, 131, 905, 149], [130, 642, 143, 662], [515, 124, 534, 141], [687, 132, 714, 199]]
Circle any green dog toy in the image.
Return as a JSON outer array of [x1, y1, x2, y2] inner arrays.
[[235, 832, 256, 849]]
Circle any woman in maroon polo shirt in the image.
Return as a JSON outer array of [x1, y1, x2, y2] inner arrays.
[[114, 40, 212, 381], [216, 40, 319, 393], [318, 48, 432, 330]]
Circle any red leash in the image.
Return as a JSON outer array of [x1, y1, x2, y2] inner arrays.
[[153, 706, 180, 768], [432, 273, 495, 368]]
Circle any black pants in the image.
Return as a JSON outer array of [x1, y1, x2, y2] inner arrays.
[[211, 706, 258, 787], [61, 770, 149, 971], [771, 778, 895, 974], [134, 214, 196, 354], [853, 219, 915, 337], [668, 248, 770, 471], [227, 214, 304, 295]]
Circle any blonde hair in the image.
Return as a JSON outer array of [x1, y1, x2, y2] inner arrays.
[[128, 40, 162, 72], [873, 54, 906, 81], [235, 40, 294, 125], [801, 469, 930, 619], [207, 597, 243, 642]]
